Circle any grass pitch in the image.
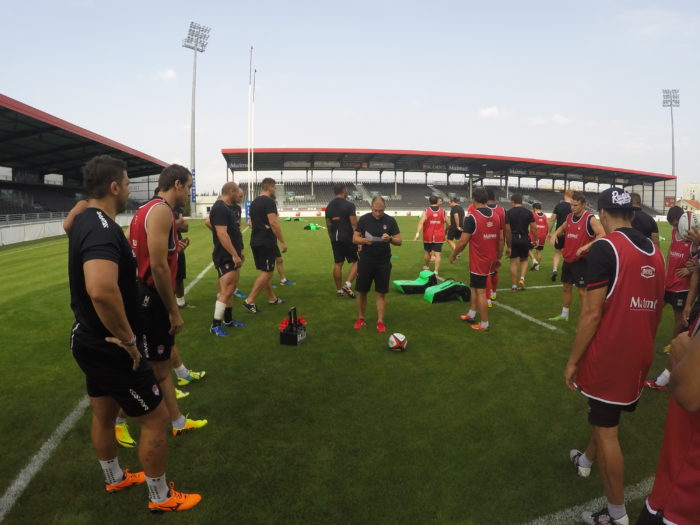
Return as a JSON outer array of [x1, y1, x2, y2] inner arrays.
[[0, 218, 676, 524]]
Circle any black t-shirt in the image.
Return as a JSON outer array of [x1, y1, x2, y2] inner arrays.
[[462, 206, 493, 234], [586, 228, 654, 291], [506, 206, 534, 236], [249, 195, 278, 247], [449, 205, 465, 229], [68, 207, 141, 340], [325, 197, 357, 242], [631, 210, 659, 239], [210, 199, 243, 259], [355, 213, 400, 263], [553, 201, 572, 228], [173, 206, 184, 241]]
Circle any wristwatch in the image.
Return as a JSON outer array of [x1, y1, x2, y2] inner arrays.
[[120, 335, 137, 347]]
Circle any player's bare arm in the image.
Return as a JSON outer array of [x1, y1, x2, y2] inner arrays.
[[414, 211, 427, 240], [452, 212, 463, 231], [550, 221, 567, 246], [215, 225, 242, 264], [575, 216, 606, 257], [353, 230, 371, 246], [146, 204, 183, 335], [84, 259, 140, 370], [564, 286, 607, 389], [63, 199, 89, 234], [204, 217, 213, 231], [669, 331, 700, 412], [268, 212, 287, 252], [682, 269, 699, 323], [449, 232, 471, 263]]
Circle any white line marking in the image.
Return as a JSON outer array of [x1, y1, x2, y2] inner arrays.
[[496, 284, 561, 291], [0, 396, 90, 522], [522, 476, 653, 525], [494, 301, 562, 332], [184, 262, 213, 295]]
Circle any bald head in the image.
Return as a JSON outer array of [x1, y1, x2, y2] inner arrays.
[[221, 182, 239, 204]]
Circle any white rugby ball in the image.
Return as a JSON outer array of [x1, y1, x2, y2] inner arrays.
[[388, 333, 408, 352], [678, 211, 700, 239]]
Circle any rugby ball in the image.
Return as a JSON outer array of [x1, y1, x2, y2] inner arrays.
[[388, 333, 408, 352], [678, 211, 700, 239]]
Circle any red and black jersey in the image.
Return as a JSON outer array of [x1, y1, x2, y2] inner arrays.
[[463, 207, 500, 275], [531, 211, 548, 246], [665, 228, 694, 293], [129, 198, 178, 290], [422, 206, 446, 243], [562, 211, 595, 263], [575, 230, 664, 404], [487, 203, 508, 232]]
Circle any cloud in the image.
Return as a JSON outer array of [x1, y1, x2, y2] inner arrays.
[[154, 69, 177, 81], [620, 141, 653, 154], [617, 7, 698, 38], [552, 114, 572, 124], [477, 106, 508, 119], [528, 114, 572, 126], [529, 116, 546, 126]]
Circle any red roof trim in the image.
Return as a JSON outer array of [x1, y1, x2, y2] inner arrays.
[[221, 147, 674, 180], [1, 94, 168, 168]]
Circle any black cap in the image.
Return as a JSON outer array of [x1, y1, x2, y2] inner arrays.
[[597, 187, 639, 211]]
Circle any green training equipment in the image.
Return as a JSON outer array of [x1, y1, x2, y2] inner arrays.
[[393, 270, 437, 294], [303, 223, 324, 230], [423, 279, 471, 303]]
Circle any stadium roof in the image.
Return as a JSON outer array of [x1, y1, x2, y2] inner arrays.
[[221, 148, 674, 186], [0, 94, 168, 186]]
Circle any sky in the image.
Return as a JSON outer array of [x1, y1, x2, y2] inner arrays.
[[3, 0, 698, 195]]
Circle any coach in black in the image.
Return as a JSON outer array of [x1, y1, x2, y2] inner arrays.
[[548, 188, 573, 282], [325, 183, 358, 298], [446, 196, 465, 253], [68, 155, 200, 511], [352, 196, 402, 333], [630, 192, 660, 249], [242, 177, 286, 313], [506, 194, 537, 291]]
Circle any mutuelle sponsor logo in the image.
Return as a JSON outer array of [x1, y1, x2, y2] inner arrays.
[[483, 233, 497, 239], [630, 296, 658, 311]]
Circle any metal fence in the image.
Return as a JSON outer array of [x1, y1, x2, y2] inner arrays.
[[0, 212, 70, 226]]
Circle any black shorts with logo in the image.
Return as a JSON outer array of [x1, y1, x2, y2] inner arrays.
[[555, 235, 565, 251], [562, 259, 587, 288], [331, 240, 358, 264], [664, 290, 688, 311], [423, 242, 443, 253], [356, 259, 392, 294], [447, 227, 461, 241], [176, 252, 186, 281], [214, 254, 242, 277], [509, 234, 531, 259], [470, 272, 488, 289], [252, 244, 279, 272], [138, 283, 174, 362], [587, 397, 638, 428], [70, 323, 162, 417]]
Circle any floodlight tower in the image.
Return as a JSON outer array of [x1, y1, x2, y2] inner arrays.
[[662, 89, 680, 177], [182, 21, 211, 203]]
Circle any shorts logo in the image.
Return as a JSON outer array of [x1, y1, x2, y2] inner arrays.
[[157, 345, 165, 355], [129, 388, 150, 412], [640, 265, 655, 279], [152, 384, 160, 396], [225, 264, 230, 269], [383, 225, 387, 230], [142, 295, 150, 307]]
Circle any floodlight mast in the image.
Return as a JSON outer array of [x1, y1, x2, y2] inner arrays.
[[662, 89, 680, 178], [247, 47, 254, 200], [182, 22, 211, 204]]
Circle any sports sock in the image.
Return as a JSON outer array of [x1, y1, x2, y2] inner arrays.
[[172, 415, 186, 430], [656, 368, 670, 386], [561, 307, 569, 318], [176, 296, 185, 307], [224, 307, 233, 323], [578, 452, 593, 468], [213, 300, 226, 321], [147, 474, 169, 503], [520, 275, 525, 280], [480, 321, 489, 329], [115, 416, 127, 425], [607, 502, 627, 521], [468, 309, 476, 318], [174, 364, 189, 379], [345, 281, 352, 288], [337, 289, 344, 294], [280, 278, 288, 284], [99, 457, 124, 484]]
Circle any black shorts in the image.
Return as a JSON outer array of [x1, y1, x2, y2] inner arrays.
[[176, 251, 186, 281], [554, 235, 565, 251], [535, 244, 544, 251], [509, 235, 531, 260], [470, 273, 488, 289], [138, 284, 174, 362], [562, 259, 587, 287], [447, 227, 461, 241], [635, 504, 664, 525], [356, 259, 392, 294], [331, 241, 358, 264], [252, 244, 277, 272], [71, 324, 162, 418], [215, 257, 241, 277], [664, 290, 688, 311], [423, 242, 443, 253], [587, 397, 637, 428]]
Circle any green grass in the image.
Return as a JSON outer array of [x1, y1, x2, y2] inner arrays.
[[0, 218, 676, 524]]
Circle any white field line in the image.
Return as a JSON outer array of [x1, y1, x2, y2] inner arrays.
[[522, 476, 654, 525], [496, 284, 561, 292], [494, 301, 562, 332], [0, 396, 90, 522], [0, 254, 217, 523]]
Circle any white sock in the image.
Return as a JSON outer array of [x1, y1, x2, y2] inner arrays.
[[99, 457, 124, 484], [561, 307, 569, 318], [579, 452, 593, 468], [607, 502, 627, 521], [337, 289, 344, 294], [172, 415, 186, 429], [520, 275, 525, 280], [174, 364, 189, 379], [345, 281, 352, 288], [656, 368, 671, 386], [468, 309, 476, 318], [214, 300, 226, 321], [115, 416, 127, 425], [147, 473, 169, 503], [480, 321, 489, 329], [176, 296, 185, 307]]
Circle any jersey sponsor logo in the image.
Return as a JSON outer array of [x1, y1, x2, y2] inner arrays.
[[486, 221, 494, 227], [482, 233, 497, 240], [668, 250, 685, 259], [630, 296, 658, 311], [567, 233, 579, 239], [640, 265, 656, 279], [96, 210, 109, 229], [611, 190, 632, 206]]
